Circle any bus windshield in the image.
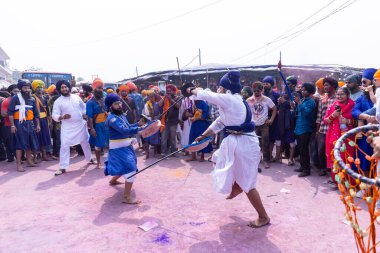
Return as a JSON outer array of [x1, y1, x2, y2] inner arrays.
[[21, 72, 73, 87]]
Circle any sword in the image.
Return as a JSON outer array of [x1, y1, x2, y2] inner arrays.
[[127, 137, 212, 179]]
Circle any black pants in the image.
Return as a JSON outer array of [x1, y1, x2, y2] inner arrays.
[[0, 122, 7, 160], [317, 133, 327, 170], [52, 123, 61, 157], [296, 132, 312, 172], [3, 125, 15, 160]]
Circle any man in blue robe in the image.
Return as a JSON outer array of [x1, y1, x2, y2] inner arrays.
[[104, 93, 143, 204]]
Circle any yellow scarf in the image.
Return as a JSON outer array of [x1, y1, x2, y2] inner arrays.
[[160, 97, 170, 132]]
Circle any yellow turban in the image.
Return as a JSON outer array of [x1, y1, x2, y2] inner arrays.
[[315, 78, 324, 89], [338, 81, 345, 87], [374, 69, 380, 80], [45, 84, 56, 94], [106, 88, 114, 94], [32, 79, 45, 91]]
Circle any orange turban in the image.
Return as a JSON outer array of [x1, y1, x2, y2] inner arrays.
[[315, 78, 324, 89], [126, 81, 138, 92], [119, 84, 130, 92], [374, 69, 380, 80], [338, 81, 345, 87], [45, 84, 56, 94], [92, 78, 104, 89]]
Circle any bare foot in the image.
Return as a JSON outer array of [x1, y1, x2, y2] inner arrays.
[[42, 156, 53, 161], [109, 180, 123, 186], [122, 198, 141, 205], [199, 158, 205, 162], [26, 163, 39, 167], [247, 217, 270, 228], [17, 167, 26, 172], [226, 188, 243, 199], [264, 162, 270, 169], [185, 157, 197, 162]]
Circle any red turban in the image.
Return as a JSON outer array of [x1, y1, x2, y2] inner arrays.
[[92, 78, 104, 89], [126, 81, 138, 92], [166, 84, 177, 93]]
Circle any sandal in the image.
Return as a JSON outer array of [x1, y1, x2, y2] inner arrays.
[[54, 169, 66, 176]]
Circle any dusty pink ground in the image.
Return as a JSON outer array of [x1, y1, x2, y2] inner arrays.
[[0, 151, 361, 253]]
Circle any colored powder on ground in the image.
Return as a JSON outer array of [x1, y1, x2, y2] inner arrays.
[[188, 221, 205, 226], [152, 232, 170, 244]]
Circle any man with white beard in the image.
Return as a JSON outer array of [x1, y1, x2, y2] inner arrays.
[[52, 80, 95, 176]]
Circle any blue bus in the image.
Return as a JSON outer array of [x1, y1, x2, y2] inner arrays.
[[21, 71, 73, 87]]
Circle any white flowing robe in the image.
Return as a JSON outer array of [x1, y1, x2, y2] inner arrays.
[[52, 94, 89, 147], [178, 97, 192, 147], [195, 90, 261, 194]]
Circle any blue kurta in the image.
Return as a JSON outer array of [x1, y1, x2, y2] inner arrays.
[[86, 98, 108, 148], [8, 95, 40, 151], [351, 94, 374, 172], [34, 94, 52, 147], [189, 100, 213, 154], [104, 113, 139, 176], [129, 92, 144, 118]]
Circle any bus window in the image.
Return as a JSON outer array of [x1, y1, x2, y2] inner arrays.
[[49, 74, 72, 86], [21, 73, 48, 85]]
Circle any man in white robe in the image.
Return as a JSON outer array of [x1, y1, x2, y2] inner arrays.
[[186, 71, 270, 228], [178, 97, 192, 153], [52, 80, 94, 175]]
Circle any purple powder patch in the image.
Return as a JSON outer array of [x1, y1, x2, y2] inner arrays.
[[188, 221, 205, 226], [152, 232, 170, 244]]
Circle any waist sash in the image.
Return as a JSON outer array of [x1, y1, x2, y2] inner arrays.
[[223, 99, 255, 137]]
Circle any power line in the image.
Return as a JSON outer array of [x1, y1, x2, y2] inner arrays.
[[181, 54, 199, 69], [230, 0, 352, 63], [240, 0, 358, 64], [59, 0, 225, 48]]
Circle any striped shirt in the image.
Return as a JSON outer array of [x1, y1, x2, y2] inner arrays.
[[316, 94, 336, 134]]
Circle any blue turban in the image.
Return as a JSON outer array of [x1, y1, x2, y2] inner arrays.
[[56, 80, 71, 93], [362, 68, 377, 81], [219, 71, 242, 94], [105, 93, 121, 108], [286, 75, 298, 85], [17, 79, 31, 90], [262, 76, 275, 86]]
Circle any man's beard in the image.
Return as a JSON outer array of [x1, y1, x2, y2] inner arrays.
[[61, 91, 70, 97], [94, 90, 103, 98], [263, 87, 271, 95], [21, 91, 31, 99], [112, 108, 123, 115]]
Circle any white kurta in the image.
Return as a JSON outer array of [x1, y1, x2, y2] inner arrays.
[[52, 94, 89, 147], [178, 98, 192, 147], [195, 90, 261, 194]]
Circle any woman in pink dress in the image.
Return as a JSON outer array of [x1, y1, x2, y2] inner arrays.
[[324, 87, 355, 184]]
